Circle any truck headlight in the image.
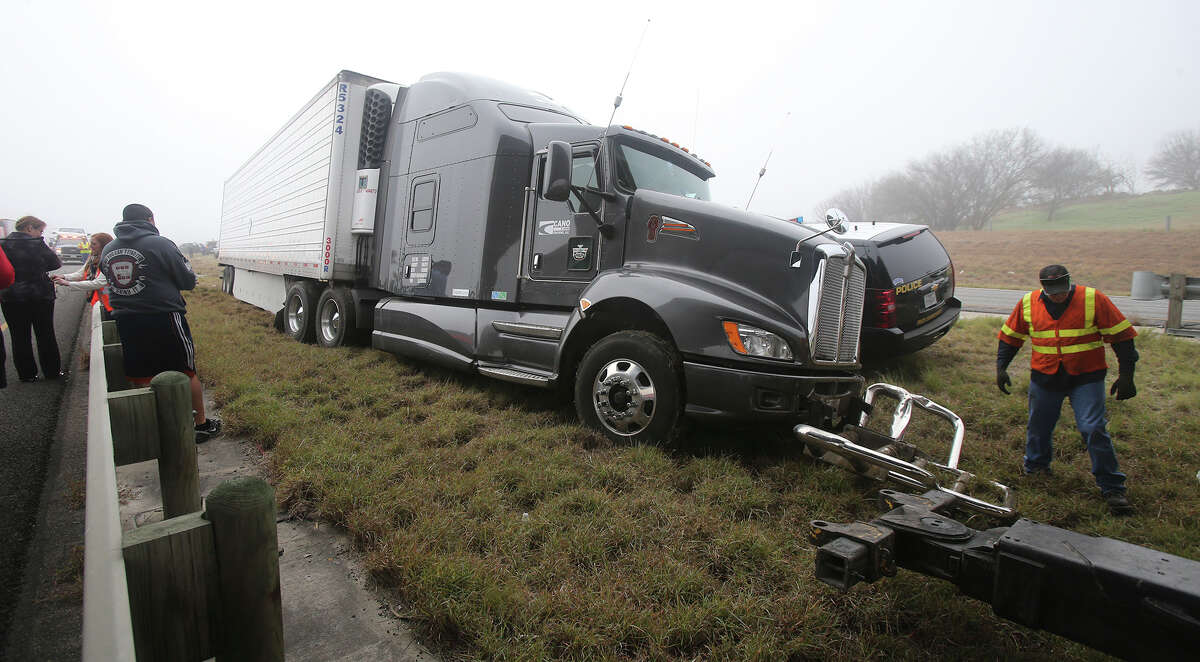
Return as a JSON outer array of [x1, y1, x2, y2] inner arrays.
[[722, 321, 793, 361]]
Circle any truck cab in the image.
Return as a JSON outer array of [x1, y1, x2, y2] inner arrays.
[[367, 74, 866, 440]]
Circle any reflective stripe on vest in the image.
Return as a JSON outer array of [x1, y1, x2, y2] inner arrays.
[[1101, 319, 1132, 335]]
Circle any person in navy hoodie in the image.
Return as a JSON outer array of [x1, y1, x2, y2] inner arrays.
[[99, 204, 221, 441]]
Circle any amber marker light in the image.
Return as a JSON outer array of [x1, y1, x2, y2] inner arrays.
[[723, 321, 748, 354]]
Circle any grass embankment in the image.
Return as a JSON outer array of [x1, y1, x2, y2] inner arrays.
[[187, 257, 1200, 660], [937, 190, 1200, 294]]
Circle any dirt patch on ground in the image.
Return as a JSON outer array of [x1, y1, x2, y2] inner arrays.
[[939, 229, 1200, 295]]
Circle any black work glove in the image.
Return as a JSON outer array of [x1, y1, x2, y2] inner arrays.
[[1110, 372, 1136, 400], [997, 368, 1012, 395]]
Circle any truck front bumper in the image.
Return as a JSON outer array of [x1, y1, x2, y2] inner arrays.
[[682, 361, 863, 421]]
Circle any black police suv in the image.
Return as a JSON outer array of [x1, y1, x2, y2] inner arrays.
[[832, 221, 960, 357]]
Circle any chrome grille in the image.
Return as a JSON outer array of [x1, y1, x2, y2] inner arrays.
[[839, 265, 866, 362], [812, 254, 866, 364]]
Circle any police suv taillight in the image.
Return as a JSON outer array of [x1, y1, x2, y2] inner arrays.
[[868, 289, 897, 328]]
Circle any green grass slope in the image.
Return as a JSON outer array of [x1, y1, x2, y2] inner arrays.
[[990, 190, 1200, 231]]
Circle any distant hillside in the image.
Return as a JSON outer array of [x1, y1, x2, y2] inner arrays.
[[935, 191, 1200, 294], [988, 190, 1200, 230]]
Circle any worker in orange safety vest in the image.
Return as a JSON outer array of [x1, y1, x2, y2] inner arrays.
[[996, 265, 1138, 515]]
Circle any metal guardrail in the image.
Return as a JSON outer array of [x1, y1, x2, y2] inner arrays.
[[82, 305, 136, 660], [81, 304, 284, 662], [1132, 271, 1200, 337]]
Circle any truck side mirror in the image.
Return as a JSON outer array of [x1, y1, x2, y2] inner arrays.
[[824, 208, 848, 234], [544, 141, 572, 202]]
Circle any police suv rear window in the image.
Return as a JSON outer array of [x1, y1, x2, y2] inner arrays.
[[876, 230, 950, 283]]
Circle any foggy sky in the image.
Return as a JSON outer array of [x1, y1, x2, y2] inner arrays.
[[2, 0, 1197, 243]]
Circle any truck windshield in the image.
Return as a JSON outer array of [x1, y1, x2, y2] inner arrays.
[[613, 142, 712, 201]]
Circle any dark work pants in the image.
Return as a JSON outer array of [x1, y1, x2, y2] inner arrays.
[[1025, 379, 1126, 494], [1, 300, 61, 380]]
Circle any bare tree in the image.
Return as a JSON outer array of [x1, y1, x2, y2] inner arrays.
[[1119, 157, 1139, 194], [814, 181, 876, 221], [1145, 129, 1200, 190], [868, 127, 1044, 230], [1032, 148, 1106, 221]]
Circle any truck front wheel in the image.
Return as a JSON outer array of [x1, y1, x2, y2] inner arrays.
[[574, 331, 684, 443], [316, 287, 359, 348], [284, 282, 319, 343]]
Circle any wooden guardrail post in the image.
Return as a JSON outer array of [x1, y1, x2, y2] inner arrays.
[[122, 512, 220, 662], [103, 342, 129, 392], [101, 320, 129, 391], [107, 388, 161, 465], [102, 319, 120, 344], [150, 372, 201, 518], [205, 477, 284, 662], [1168, 273, 1186, 331]]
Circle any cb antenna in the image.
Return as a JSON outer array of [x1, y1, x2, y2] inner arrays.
[[588, 18, 651, 189], [745, 111, 791, 210], [603, 18, 651, 133]]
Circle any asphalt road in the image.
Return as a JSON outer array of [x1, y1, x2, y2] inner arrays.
[[0, 268, 87, 651], [957, 286, 1200, 326]]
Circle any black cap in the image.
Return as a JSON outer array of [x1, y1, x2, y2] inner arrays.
[[122, 203, 154, 222], [1039, 264, 1071, 295]]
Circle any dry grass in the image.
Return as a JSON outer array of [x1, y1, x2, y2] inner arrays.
[[185, 255, 1200, 660], [940, 228, 1200, 295], [940, 190, 1200, 294]]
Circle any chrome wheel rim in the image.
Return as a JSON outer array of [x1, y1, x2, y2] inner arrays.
[[592, 358, 656, 436], [319, 299, 341, 344], [286, 294, 305, 334]]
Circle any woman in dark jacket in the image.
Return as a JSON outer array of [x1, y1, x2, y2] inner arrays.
[[0, 216, 63, 382]]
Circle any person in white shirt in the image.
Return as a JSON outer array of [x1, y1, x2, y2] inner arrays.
[[53, 232, 114, 319]]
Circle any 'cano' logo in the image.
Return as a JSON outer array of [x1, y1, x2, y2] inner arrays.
[[538, 220, 571, 236]]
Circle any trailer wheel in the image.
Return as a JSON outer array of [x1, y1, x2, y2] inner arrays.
[[284, 282, 319, 343], [316, 287, 359, 348], [575, 331, 684, 443]]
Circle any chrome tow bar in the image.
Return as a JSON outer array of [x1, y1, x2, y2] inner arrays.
[[796, 383, 1016, 519]]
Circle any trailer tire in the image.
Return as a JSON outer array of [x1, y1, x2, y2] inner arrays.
[[574, 331, 684, 444], [284, 282, 319, 343], [316, 287, 359, 348]]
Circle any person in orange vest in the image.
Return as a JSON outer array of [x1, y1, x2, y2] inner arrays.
[[996, 265, 1138, 515], [53, 232, 114, 319]]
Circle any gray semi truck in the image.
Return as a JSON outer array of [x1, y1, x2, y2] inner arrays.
[[219, 70, 867, 442]]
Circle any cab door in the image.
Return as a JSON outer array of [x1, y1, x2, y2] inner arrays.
[[526, 144, 603, 283]]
